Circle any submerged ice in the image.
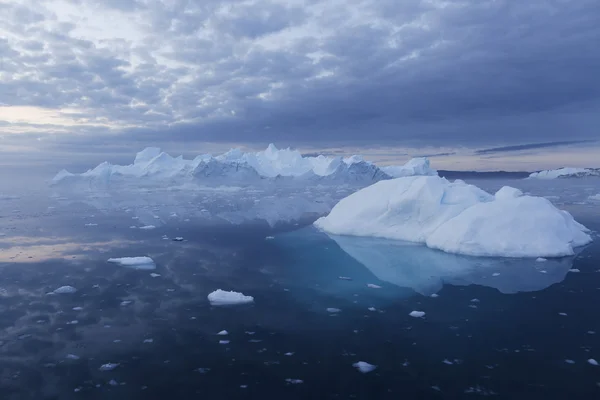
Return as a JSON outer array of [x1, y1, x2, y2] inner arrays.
[[315, 176, 591, 258]]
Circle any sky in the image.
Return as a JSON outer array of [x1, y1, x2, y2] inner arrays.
[[0, 0, 599, 171]]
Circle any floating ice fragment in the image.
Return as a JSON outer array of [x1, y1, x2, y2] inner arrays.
[[173, 237, 184, 241], [108, 379, 118, 386], [51, 286, 77, 294], [265, 236, 275, 240], [208, 289, 254, 306], [353, 361, 377, 373], [470, 298, 480, 303], [150, 273, 161, 278], [139, 225, 156, 230], [285, 379, 303, 384], [245, 331, 255, 335], [430, 293, 439, 298], [368, 307, 377, 312], [72, 307, 83, 311], [565, 359, 575, 364], [120, 300, 132, 306], [195, 368, 211, 374], [108, 256, 156, 270], [559, 312, 567, 316], [217, 330, 229, 336], [367, 283, 382, 289], [409, 311, 425, 318], [569, 269, 581, 273], [66, 354, 80, 360], [536, 258, 547, 262], [219, 340, 230, 345], [284, 352, 294, 356], [143, 339, 153, 343], [99, 363, 119, 371], [338, 276, 352, 280], [85, 223, 98, 227], [326, 308, 341, 313], [588, 359, 599, 366], [492, 273, 501, 277], [442, 359, 454, 365], [67, 320, 79, 325]]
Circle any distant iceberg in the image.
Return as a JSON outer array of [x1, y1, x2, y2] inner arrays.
[[314, 176, 592, 258], [50, 144, 436, 186], [528, 167, 600, 179]]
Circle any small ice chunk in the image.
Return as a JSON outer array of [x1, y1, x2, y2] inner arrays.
[[492, 273, 501, 277], [240, 385, 248, 389], [409, 311, 425, 318], [565, 359, 575, 364], [442, 359, 454, 365], [326, 308, 341, 313], [588, 359, 599, 366], [353, 361, 377, 373], [66, 354, 80, 360], [195, 368, 210, 374], [143, 338, 154, 343], [129, 226, 137, 229], [207, 289, 254, 306], [72, 307, 83, 311], [569, 269, 580, 273], [219, 340, 230, 345], [108, 256, 155, 270], [265, 236, 275, 240], [245, 331, 255, 335], [559, 312, 567, 316], [139, 225, 156, 230], [284, 352, 294, 356], [470, 298, 480, 303], [368, 307, 377, 312], [150, 273, 161, 278], [217, 330, 229, 336], [173, 237, 184, 241], [85, 223, 98, 227], [67, 320, 79, 325], [120, 300, 132, 306], [536, 258, 547, 262], [338, 276, 352, 280], [285, 378, 303, 384], [108, 379, 118, 386], [367, 284, 382, 289], [430, 293, 439, 298], [52, 286, 77, 294], [99, 363, 119, 371]]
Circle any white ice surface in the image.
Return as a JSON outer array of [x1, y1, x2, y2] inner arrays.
[[107, 256, 156, 270], [208, 289, 254, 306], [51, 286, 77, 294], [314, 176, 592, 258]]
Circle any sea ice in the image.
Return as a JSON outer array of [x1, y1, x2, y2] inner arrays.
[[314, 176, 592, 258], [588, 359, 599, 366], [66, 354, 80, 360], [219, 340, 230, 345], [528, 167, 599, 179], [367, 284, 382, 289], [285, 379, 304, 384], [326, 308, 341, 313], [217, 330, 229, 336], [207, 289, 254, 306], [139, 225, 156, 230], [107, 256, 156, 270], [353, 361, 377, 373]]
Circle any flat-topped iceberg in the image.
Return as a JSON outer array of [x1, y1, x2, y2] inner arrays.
[[314, 176, 592, 258], [528, 167, 600, 179], [51, 144, 436, 186]]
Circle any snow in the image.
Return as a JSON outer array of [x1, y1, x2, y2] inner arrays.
[[409, 311, 426, 318], [353, 361, 377, 373], [51, 286, 77, 294], [107, 256, 156, 270], [529, 167, 600, 179], [208, 289, 254, 306], [314, 176, 592, 258]]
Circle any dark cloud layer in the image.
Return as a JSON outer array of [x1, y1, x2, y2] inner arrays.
[[0, 0, 599, 150]]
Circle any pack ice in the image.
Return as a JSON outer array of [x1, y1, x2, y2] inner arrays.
[[528, 167, 600, 179], [314, 176, 592, 258]]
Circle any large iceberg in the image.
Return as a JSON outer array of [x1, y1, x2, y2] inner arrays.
[[528, 167, 600, 179], [51, 144, 435, 186], [314, 176, 592, 258]]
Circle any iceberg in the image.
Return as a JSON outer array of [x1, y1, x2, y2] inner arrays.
[[107, 256, 156, 270], [207, 289, 254, 306], [314, 176, 592, 258], [50, 144, 432, 187], [528, 167, 600, 179]]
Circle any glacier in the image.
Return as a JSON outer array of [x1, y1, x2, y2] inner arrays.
[[314, 176, 592, 258]]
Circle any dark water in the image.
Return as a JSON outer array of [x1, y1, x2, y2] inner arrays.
[[1, 181, 600, 399]]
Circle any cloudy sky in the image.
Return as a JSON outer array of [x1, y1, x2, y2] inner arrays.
[[1, 0, 599, 170]]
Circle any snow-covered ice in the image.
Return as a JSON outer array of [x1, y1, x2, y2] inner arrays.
[[353, 361, 377, 373], [367, 283, 382, 289], [107, 256, 156, 270], [326, 308, 341, 313], [409, 311, 426, 318], [139, 225, 156, 230], [208, 289, 254, 306], [588, 359, 598, 366], [217, 330, 229, 336], [314, 176, 592, 258], [219, 340, 230, 345]]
